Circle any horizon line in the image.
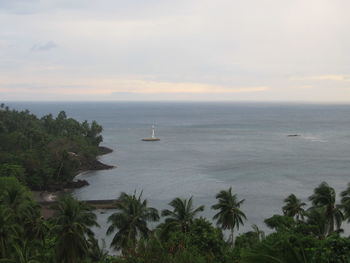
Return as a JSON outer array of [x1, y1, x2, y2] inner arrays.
[[3, 100, 350, 105]]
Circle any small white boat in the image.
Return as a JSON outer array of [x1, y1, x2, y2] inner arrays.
[[142, 125, 160, 141]]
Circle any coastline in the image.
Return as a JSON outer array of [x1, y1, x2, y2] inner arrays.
[[33, 145, 115, 204]]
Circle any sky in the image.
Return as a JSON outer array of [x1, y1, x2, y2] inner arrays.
[[0, 0, 349, 102]]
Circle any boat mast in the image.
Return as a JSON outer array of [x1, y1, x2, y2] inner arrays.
[[152, 125, 155, 138]]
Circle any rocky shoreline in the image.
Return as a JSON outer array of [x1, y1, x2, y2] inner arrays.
[[33, 146, 114, 202], [98, 146, 114, 155], [84, 159, 114, 171]]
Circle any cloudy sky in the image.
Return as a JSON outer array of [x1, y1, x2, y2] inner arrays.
[[0, 0, 349, 101]]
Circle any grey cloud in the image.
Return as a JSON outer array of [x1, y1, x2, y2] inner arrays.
[[0, 0, 185, 19], [2, 0, 350, 102], [0, 0, 41, 14], [31, 41, 57, 52]]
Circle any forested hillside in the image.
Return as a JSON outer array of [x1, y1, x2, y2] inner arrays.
[[0, 104, 104, 189], [2, 176, 350, 263]]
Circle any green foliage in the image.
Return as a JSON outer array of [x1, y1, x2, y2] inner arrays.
[[161, 196, 205, 237], [0, 164, 25, 182], [166, 218, 229, 262], [241, 231, 315, 263], [0, 105, 103, 189], [116, 235, 172, 263], [234, 225, 264, 252], [212, 187, 246, 246], [106, 192, 159, 254], [50, 195, 99, 263], [313, 234, 350, 262], [0, 177, 47, 262], [309, 182, 344, 235], [240, 231, 350, 263], [264, 214, 296, 231], [0, 204, 20, 258], [282, 194, 306, 221], [2, 180, 350, 262], [340, 183, 350, 222]]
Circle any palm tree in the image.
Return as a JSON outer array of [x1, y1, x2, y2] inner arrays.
[[161, 197, 204, 234], [340, 183, 350, 221], [308, 182, 343, 235], [0, 205, 20, 259], [251, 224, 265, 241], [87, 238, 109, 262], [282, 194, 306, 221], [51, 195, 99, 263], [107, 191, 159, 254], [22, 215, 50, 254], [2, 182, 37, 219], [305, 207, 328, 238], [212, 187, 246, 246], [6, 240, 41, 263]]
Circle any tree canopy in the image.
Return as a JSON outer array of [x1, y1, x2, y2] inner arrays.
[[0, 104, 103, 189]]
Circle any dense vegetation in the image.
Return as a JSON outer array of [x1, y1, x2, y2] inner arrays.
[[0, 104, 103, 189], [2, 176, 350, 262]]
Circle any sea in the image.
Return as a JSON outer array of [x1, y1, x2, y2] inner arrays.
[[7, 101, 350, 246]]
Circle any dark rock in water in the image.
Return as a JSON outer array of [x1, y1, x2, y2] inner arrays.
[[79, 159, 115, 171], [89, 160, 115, 170], [142, 137, 160, 141], [287, 134, 300, 137], [98, 146, 113, 155]]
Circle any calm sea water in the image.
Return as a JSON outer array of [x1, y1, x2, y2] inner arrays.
[[8, 102, 350, 244]]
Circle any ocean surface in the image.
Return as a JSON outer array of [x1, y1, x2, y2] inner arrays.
[[8, 102, 350, 245]]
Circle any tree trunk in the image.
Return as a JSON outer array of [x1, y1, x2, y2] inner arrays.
[[57, 160, 64, 179], [329, 216, 334, 235], [231, 227, 234, 248]]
